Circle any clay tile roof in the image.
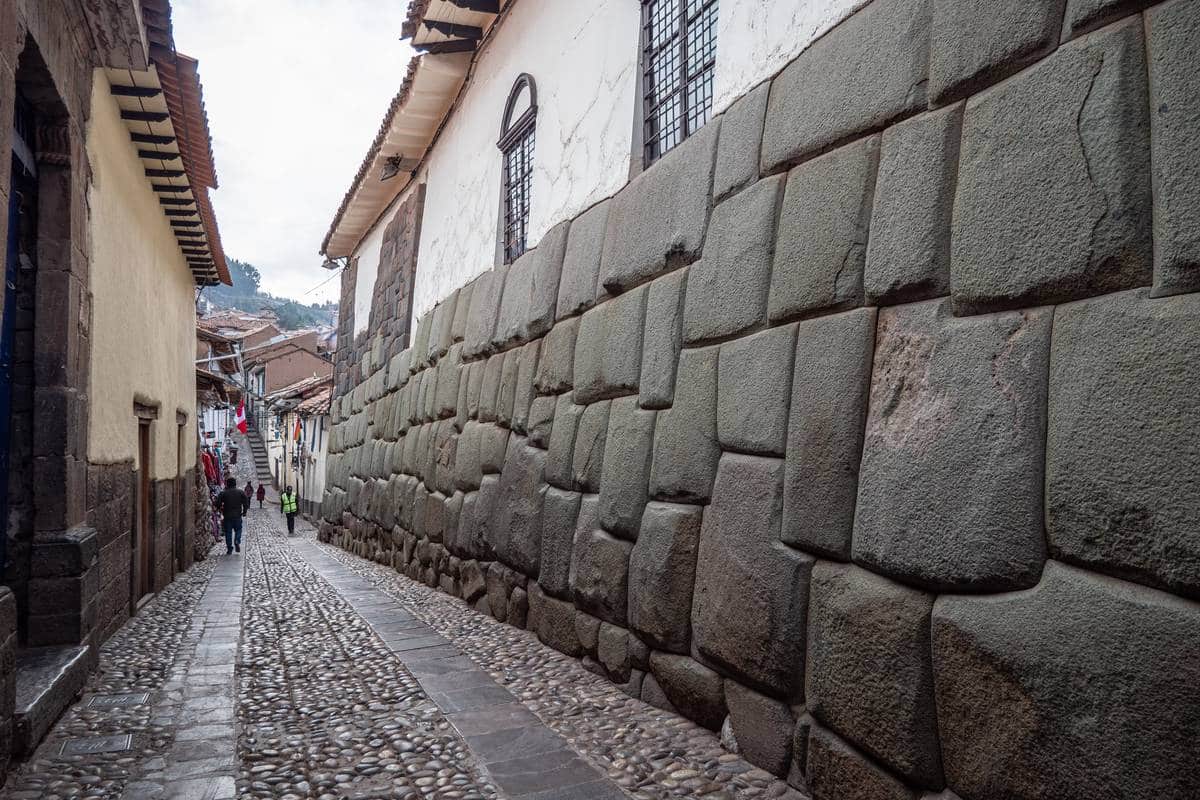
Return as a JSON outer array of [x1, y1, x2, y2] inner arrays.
[[139, 0, 230, 286], [296, 384, 333, 415]]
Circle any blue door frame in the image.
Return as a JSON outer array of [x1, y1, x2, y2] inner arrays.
[[0, 96, 38, 572]]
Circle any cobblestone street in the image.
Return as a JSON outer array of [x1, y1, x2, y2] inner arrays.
[[1, 468, 799, 800]]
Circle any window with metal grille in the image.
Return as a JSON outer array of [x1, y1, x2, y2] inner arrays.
[[498, 74, 537, 264], [641, 0, 718, 167]]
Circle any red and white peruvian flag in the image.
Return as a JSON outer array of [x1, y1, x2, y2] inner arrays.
[[235, 399, 248, 434]]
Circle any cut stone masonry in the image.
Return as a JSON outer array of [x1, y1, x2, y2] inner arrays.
[[319, 2, 1200, 798]]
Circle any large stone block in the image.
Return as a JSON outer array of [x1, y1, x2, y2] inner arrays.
[[1064, 0, 1148, 39], [570, 400, 609, 494], [464, 361, 485, 419], [495, 221, 568, 347], [432, 344, 462, 420], [865, 105, 960, 306], [450, 281, 474, 343], [951, 18, 1151, 313], [725, 680, 795, 777], [510, 341, 539, 434], [683, 175, 784, 344], [458, 476, 500, 562], [600, 120, 720, 293], [628, 501, 702, 653], [639, 269, 686, 410], [648, 652, 726, 732], [693, 454, 811, 697], [573, 287, 647, 404], [714, 82, 770, 202], [478, 423, 509, 475], [545, 395, 584, 490], [853, 300, 1050, 591], [529, 583, 583, 657], [557, 199, 610, 319], [1046, 289, 1200, 598], [807, 563, 941, 789], [761, 0, 930, 172], [782, 309, 875, 559], [770, 136, 878, 323], [495, 350, 519, 428], [492, 437, 545, 577], [535, 318, 577, 395], [649, 346, 720, 503], [597, 397, 655, 539], [802, 721, 916, 800], [429, 290, 458, 363], [526, 395, 555, 450], [570, 524, 632, 626], [1147, 0, 1200, 297], [932, 562, 1200, 800], [463, 268, 506, 359], [477, 353, 504, 423], [929, 0, 1065, 104], [539, 488, 584, 599], [717, 324, 796, 456]]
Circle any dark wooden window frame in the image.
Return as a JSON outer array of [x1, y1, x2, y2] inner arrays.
[[638, 0, 719, 168], [497, 73, 537, 265]]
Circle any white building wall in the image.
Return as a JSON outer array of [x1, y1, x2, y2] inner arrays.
[[352, 212, 388, 337], [712, 0, 868, 112], [351, 0, 872, 329], [411, 0, 641, 321]]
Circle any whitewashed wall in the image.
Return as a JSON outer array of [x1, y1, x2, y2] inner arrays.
[[712, 0, 867, 112], [351, 0, 869, 331], [411, 0, 642, 322], [351, 208, 387, 337]]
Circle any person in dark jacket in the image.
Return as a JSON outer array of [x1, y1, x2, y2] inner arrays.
[[256, 483, 266, 508], [244, 481, 254, 500], [214, 477, 250, 554]]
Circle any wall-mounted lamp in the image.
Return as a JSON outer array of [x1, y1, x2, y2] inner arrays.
[[321, 256, 349, 270]]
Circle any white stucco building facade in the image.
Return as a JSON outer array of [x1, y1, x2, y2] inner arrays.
[[326, 0, 866, 337]]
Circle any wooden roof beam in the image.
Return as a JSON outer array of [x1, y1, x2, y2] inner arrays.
[[419, 38, 479, 54], [146, 168, 186, 178], [132, 132, 175, 145], [445, 0, 499, 11], [422, 19, 482, 39], [111, 85, 162, 98], [121, 110, 171, 123]]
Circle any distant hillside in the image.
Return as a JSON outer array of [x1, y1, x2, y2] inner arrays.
[[206, 259, 336, 331]]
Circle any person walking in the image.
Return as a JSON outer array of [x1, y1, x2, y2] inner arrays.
[[280, 485, 298, 536], [256, 483, 266, 508], [244, 480, 254, 500], [214, 477, 250, 554]]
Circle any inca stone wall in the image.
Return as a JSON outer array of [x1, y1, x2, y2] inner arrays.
[[319, 1, 1200, 797]]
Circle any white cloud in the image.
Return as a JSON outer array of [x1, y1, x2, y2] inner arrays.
[[171, 0, 413, 303]]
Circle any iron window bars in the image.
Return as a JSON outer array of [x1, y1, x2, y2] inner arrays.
[[641, 0, 718, 167], [499, 74, 537, 264]]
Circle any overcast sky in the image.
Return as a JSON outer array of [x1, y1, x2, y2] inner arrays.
[[172, 1, 413, 304]]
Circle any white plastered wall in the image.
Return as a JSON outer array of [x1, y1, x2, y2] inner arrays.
[[351, 0, 872, 329], [86, 70, 198, 478], [411, 0, 641, 321], [711, 0, 869, 112]]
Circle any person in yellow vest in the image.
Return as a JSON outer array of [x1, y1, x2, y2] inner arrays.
[[280, 485, 298, 535]]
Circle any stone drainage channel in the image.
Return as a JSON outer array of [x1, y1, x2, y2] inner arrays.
[[1, 506, 799, 800]]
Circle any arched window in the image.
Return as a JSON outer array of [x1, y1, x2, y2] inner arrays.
[[498, 74, 537, 263]]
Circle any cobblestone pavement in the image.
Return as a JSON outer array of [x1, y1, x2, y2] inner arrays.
[[2, 548, 221, 799], [235, 508, 500, 800], [310, 535, 802, 800], [2, 442, 800, 799]]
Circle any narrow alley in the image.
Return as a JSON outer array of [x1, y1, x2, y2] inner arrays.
[[1, 438, 798, 800], [2, 0, 1197, 798]]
